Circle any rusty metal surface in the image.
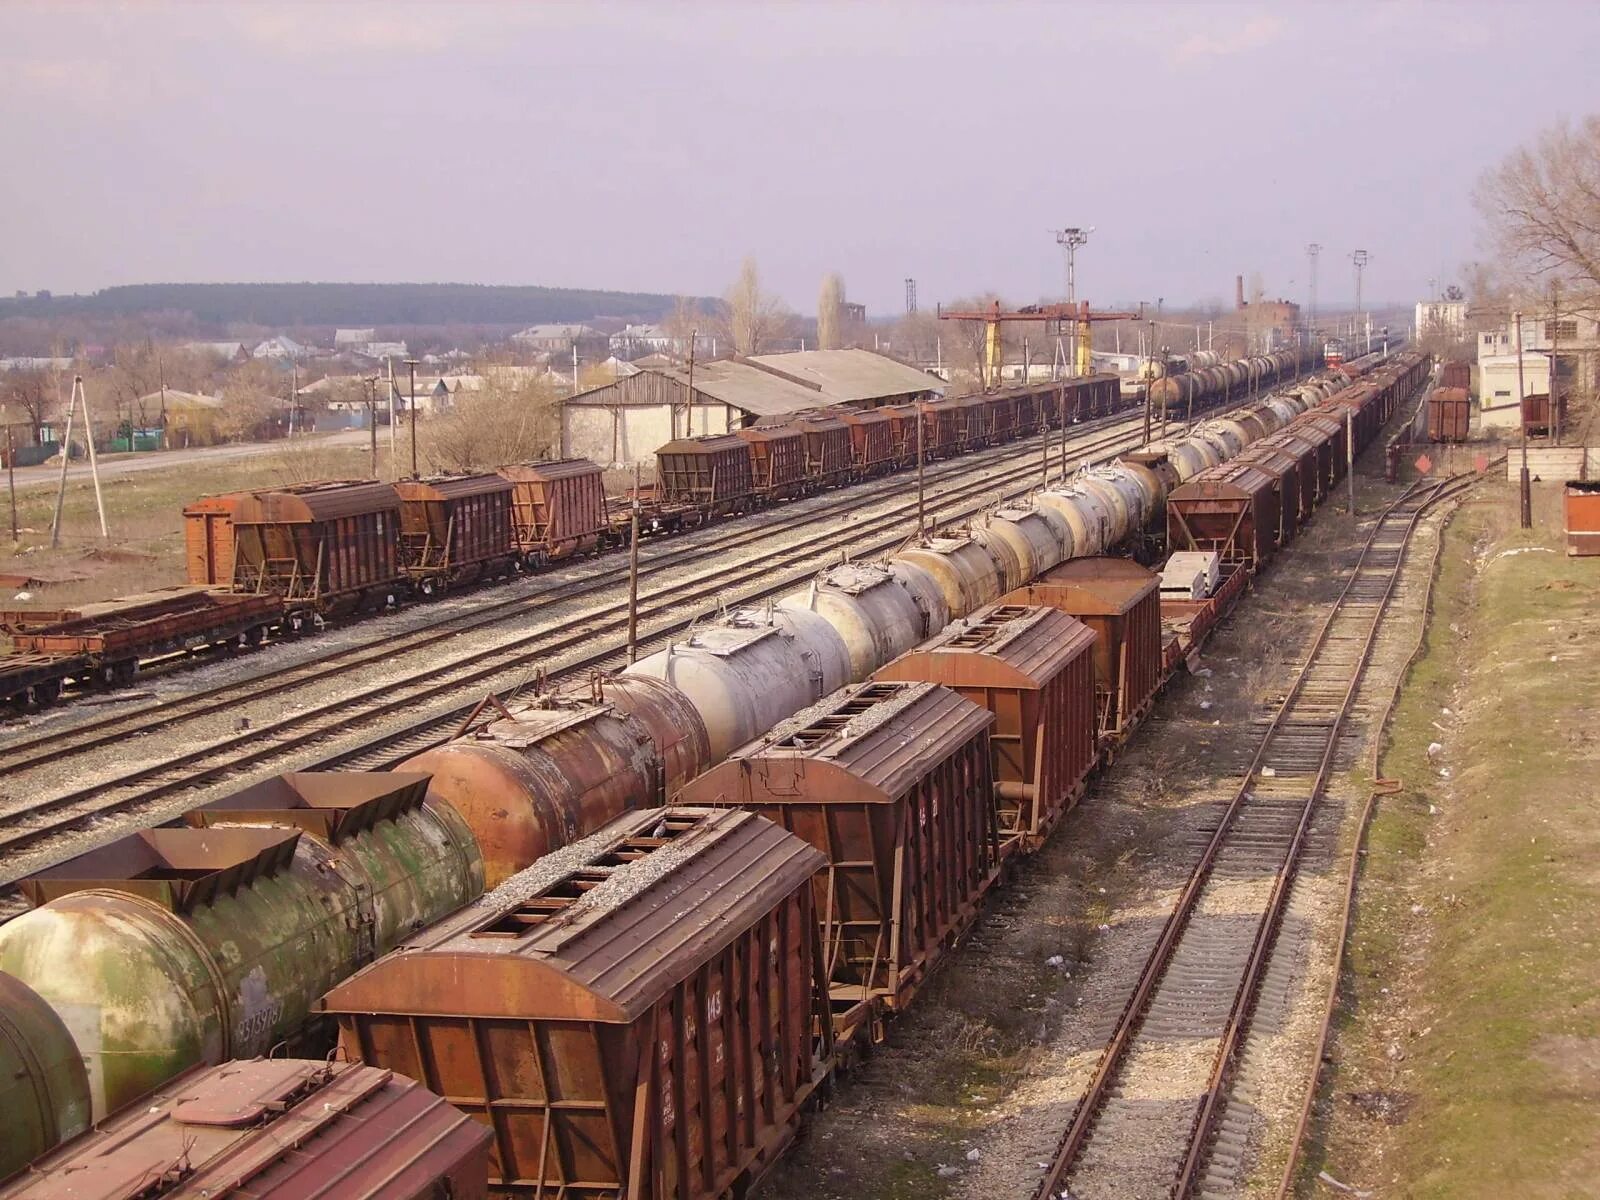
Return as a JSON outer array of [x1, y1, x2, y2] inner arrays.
[[5, 588, 279, 661], [396, 475, 516, 581], [499, 458, 605, 560], [874, 604, 1098, 851], [0, 971, 90, 1181], [679, 681, 998, 1033], [230, 480, 400, 525], [734, 424, 808, 496], [0, 1058, 490, 1200], [187, 770, 433, 843], [1426, 387, 1472, 443], [656, 434, 755, 512], [1565, 481, 1600, 556], [1169, 461, 1283, 565], [322, 806, 830, 1200], [1001, 556, 1164, 746]]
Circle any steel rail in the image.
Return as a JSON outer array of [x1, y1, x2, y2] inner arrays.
[[0, 422, 1154, 871], [1032, 466, 1467, 1200], [0, 412, 1140, 774]]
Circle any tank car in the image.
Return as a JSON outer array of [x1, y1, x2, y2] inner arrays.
[[0, 971, 90, 1179], [779, 560, 940, 681], [890, 534, 1008, 621], [981, 501, 1071, 582]]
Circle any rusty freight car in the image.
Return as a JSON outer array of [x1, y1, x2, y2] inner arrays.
[[224, 480, 406, 620], [1001, 556, 1164, 752], [656, 433, 755, 518], [793, 412, 854, 488], [873, 604, 1098, 853], [829, 405, 895, 478], [1425, 387, 1472, 443], [1168, 461, 1283, 567], [395, 473, 518, 593], [499, 458, 606, 564], [0, 1058, 491, 1199], [734, 425, 808, 501], [679, 680, 999, 1041], [321, 806, 832, 1200]]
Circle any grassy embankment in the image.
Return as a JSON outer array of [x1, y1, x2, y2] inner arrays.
[[1306, 482, 1600, 1197]]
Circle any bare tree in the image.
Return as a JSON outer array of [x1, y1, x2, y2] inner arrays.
[[1476, 116, 1600, 309], [662, 295, 705, 359], [722, 257, 794, 356], [409, 374, 562, 473], [5, 370, 54, 440], [817, 272, 845, 350]]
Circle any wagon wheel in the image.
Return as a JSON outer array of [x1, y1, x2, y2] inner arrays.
[[241, 625, 266, 649], [112, 659, 138, 687], [31, 678, 61, 706]]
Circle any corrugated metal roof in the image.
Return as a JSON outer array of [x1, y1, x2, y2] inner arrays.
[[568, 361, 823, 419], [746, 348, 945, 405], [883, 604, 1096, 687], [319, 807, 823, 1022], [233, 480, 401, 524], [731, 680, 994, 801], [396, 473, 513, 502]]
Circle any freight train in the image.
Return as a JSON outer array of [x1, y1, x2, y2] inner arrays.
[[0, 351, 1428, 1195], [0, 359, 1307, 711]]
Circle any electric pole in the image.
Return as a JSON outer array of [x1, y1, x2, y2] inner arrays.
[[905, 278, 917, 315], [1351, 249, 1369, 344], [405, 358, 419, 479], [1306, 243, 1322, 336], [1054, 227, 1092, 377]]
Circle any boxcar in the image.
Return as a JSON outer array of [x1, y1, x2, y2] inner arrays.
[[919, 396, 979, 457], [656, 433, 755, 517], [1521, 391, 1564, 437], [395, 473, 517, 593], [1440, 360, 1471, 390], [0, 1057, 491, 1200], [321, 806, 832, 1200], [873, 604, 1098, 853], [679, 680, 998, 1042], [1000, 556, 1164, 751], [1168, 461, 1283, 567], [228, 480, 405, 619], [830, 406, 895, 478], [1254, 429, 1322, 520], [734, 425, 808, 500], [499, 458, 606, 564], [1565, 481, 1600, 556], [1062, 373, 1122, 422], [881, 402, 923, 467], [1232, 444, 1302, 546], [793, 413, 853, 488]]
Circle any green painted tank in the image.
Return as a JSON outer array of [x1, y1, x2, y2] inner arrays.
[[0, 773, 483, 1122], [0, 971, 90, 1180]]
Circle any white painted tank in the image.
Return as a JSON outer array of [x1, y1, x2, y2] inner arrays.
[[884, 558, 950, 639], [623, 607, 849, 760], [1037, 483, 1115, 557], [1085, 466, 1149, 535], [967, 524, 1027, 593], [1195, 420, 1247, 460], [1189, 350, 1221, 370], [983, 504, 1068, 582], [892, 536, 1006, 621], [1264, 396, 1301, 426], [1112, 461, 1167, 529], [779, 561, 929, 681]]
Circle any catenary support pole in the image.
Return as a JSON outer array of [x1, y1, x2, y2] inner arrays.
[[627, 463, 641, 664]]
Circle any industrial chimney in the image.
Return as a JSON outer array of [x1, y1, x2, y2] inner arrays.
[[1236, 274, 1247, 311]]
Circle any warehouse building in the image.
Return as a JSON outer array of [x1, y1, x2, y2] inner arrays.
[[561, 348, 943, 467]]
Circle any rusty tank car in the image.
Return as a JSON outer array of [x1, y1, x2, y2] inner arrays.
[[0, 772, 480, 1122]]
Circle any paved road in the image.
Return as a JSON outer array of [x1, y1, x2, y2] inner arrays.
[[6, 429, 375, 491]]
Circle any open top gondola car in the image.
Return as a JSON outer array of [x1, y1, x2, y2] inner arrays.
[[395, 473, 518, 594], [222, 480, 405, 620], [499, 458, 606, 564]]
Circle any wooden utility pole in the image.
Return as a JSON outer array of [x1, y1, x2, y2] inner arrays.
[[626, 463, 641, 664], [1515, 310, 1531, 528], [386, 358, 398, 481], [5, 419, 16, 543], [50, 376, 108, 547], [1345, 405, 1356, 518], [915, 403, 926, 539], [1550, 282, 1562, 446], [406, 359, 420, 479], [365, 377, 379, 476], [681, 329, 697, 442]]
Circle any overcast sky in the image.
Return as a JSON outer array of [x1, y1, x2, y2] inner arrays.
[[2, 1, 1594, 315]]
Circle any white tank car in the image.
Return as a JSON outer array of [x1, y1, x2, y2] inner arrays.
[[779, 560, 933, 682], [891, 534, 1008, 621]]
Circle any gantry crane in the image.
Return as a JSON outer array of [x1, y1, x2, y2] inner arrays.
[[937, 300, 1143, 390]]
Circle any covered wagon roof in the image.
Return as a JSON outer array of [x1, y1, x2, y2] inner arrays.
[[317, 806, 823, 1023], [878, 603, 1096, 688], [232, 479, 401, 524], [1172, 460, 1279, 500], [395, 472, 514, 502], [714, 680, 993, 802], [497, 456, 602, 483], [1007, 555, 1159, 615], [745, 348, 945, 405]]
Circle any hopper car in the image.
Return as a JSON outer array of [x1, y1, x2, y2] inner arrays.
[[0, 351, 1430, 1186]]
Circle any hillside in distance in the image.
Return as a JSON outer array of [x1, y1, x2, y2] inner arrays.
[[0, 281, 714, 327]]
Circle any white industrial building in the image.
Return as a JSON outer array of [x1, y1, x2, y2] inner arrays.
[[1475, 311, 1594, 431], [1415, 300, 1467, 341]]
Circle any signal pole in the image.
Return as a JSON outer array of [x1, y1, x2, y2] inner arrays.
[[1306, 243, 1322, 336], [1054, 227, 1092, 377], [1351, 249, 1369, 346]]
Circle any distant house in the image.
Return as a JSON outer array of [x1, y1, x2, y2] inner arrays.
[[253, 335, 309, 361], [183, 341, 250, 364], [609, 323, 676, 356], [512, 324, 609, 358], [334, 328, 376, 348], [361, 341, 410, 360], [0, 356, 74, 373]]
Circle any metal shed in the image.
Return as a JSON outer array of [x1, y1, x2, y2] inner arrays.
[[321, 806, 831, 1200], [873, 604, 1098, 853], [678, 680, 998, 1040], [1000, 556, 1165, 751]]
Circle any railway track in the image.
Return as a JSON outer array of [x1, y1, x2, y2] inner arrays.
[[0, 417, 1151, 879], [0, 413, 1133, 777], [1033, 470, 1479, 1200]]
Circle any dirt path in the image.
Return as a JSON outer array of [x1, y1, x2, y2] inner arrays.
[[1296, 482, 1600, 1198]]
